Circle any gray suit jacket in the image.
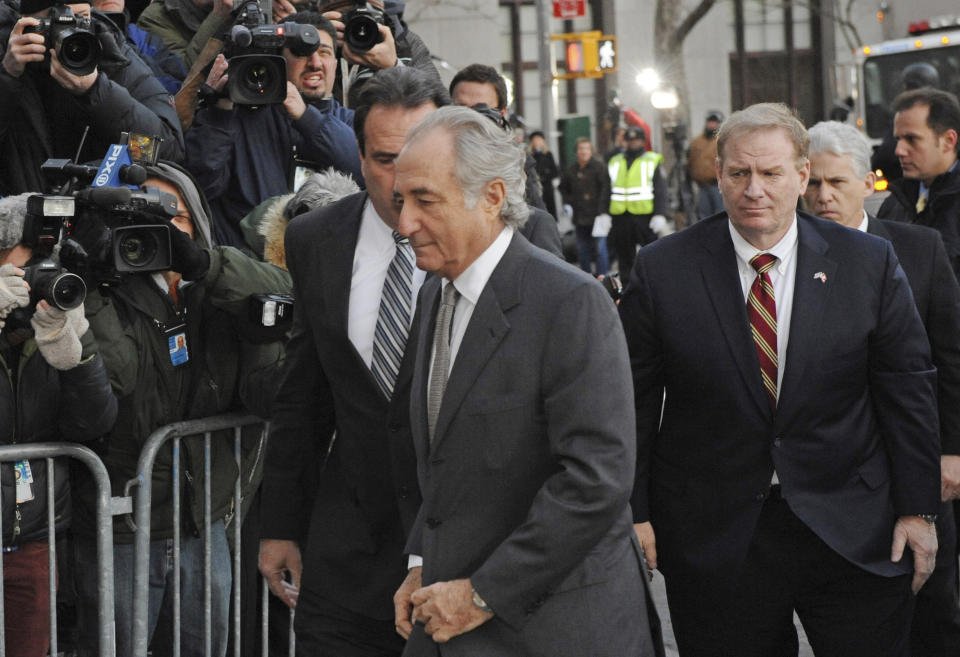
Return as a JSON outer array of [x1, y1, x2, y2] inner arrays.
[[403, 232, 657, 656]]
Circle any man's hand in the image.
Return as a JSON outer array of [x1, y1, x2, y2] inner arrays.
[[49, 49, 97, 94], [282, 81, 307, 119], [212, 0, 234, 19], [891, 515, 938, 593], [2, 17, 45, 78], [410, 578, 494, 643], [633, 521, 657, 576], [322, 10, 346, 45], [393, 566, 421, 639], [342, 24, 397, 70], [258, 539, 302, 609], [273, 0, 297, 23], [205, 54, 233, 111], [942, 454, 960, 501]]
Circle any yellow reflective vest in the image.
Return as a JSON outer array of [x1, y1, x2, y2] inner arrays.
[[608, 151, 664, 215]]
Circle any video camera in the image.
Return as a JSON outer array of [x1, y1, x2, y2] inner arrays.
[[342, 1, 392, 53], [22, 135, 177, 293], [23, 3, 101, 76], [224, 0, 320, 106]]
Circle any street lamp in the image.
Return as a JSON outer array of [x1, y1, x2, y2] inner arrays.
[[650, 88, 679, 110], [636, 68, 660, 93]]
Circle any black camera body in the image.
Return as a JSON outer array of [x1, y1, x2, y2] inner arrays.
[[22, 258, 86, 311], [225, 0, 320, 106], [342, 1, 390, 52], [23, 4, 101, 76]]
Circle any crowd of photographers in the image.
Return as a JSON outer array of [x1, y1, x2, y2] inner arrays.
[[0, 0, 472, 654]]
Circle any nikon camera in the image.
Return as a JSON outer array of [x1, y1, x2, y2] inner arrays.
[[23, 3, 101, 76], [341, 1, 392, 52], [225, 0, 320, 105]]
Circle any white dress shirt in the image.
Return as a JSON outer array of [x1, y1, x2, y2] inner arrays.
[[409, 224, 515, 571], [348, 199, 426, 365]]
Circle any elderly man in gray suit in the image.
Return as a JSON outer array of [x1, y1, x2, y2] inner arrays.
[[390, 105, 660, 656]]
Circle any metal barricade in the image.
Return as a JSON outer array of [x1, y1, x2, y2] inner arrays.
[[0, 443, 117, 657], [125, 412, 295, 657]]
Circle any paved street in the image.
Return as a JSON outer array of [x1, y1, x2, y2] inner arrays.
[[649, 571, 814, 656]]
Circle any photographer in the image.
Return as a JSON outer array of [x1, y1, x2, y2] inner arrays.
[[0, 194, 118, 657], [273, 1, 441, 107], [185, 10, 361, 247], [136, 0, 237, 70], [0, 0, 185, 197], [69, 162, 290, 657]]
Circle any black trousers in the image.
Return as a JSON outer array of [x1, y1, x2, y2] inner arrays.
[[294, 586, 405, 657], [667, 488, 914, 657], [911, 499, 960, 656], [609, 212, 656, 276]]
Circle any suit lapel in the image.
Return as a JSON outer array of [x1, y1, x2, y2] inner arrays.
[[698, 217, 772, 418], [318, 194, 365, 332], [429, 235, 524, 452], [777, 215, 836, 422]]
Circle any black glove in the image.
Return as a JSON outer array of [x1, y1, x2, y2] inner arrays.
[[168, 226, 210, 281]]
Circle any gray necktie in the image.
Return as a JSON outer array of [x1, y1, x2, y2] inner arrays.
[[427, 282, 459, 443], [370, 231, 414, 399]]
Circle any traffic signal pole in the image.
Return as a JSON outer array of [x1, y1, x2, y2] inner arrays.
[[537, 0, 558, 154]]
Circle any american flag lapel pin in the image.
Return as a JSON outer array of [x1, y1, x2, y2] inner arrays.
[[814, 272, 827, 283]]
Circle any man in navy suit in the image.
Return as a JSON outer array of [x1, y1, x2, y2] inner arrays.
[[804, 119, 960, 657], [620, 103, 941, 656]]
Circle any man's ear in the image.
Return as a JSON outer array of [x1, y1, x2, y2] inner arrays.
[[941, 128, 959, 154], [481, 178, 506, 216]]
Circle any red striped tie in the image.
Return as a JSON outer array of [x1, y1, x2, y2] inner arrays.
[[748, 254, 778, 409]]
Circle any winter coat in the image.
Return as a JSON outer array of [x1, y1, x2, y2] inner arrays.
[[0, 7, 185, 196], [0, 329, 117, 546], [185, 98, 361, 248], [878, 163, 960, 278], [135, 0, 229, 71], [73, 246, 290, 542], [558, 158, 611, 228]]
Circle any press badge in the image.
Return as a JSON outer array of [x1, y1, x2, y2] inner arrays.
[[166, 323, 189, 367], [14, 460, 34, 503]]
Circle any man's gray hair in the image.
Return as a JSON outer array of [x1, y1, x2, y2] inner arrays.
[[403, 105, 530, 228], [808, 121, 873, 179], [0, 193, 31, 251], [717, 102, 809, 169]]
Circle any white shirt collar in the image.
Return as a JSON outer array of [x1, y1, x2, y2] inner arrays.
[[855, 210, 869, 233], [444, 225, 515, 304], [728, 215, 799, 274]]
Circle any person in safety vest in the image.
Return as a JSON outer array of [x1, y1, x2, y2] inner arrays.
[[607, 125, 668, 275]]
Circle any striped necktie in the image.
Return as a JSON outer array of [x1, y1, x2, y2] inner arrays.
[[371, 231, 414, 399], [748, 253, 778, 410]]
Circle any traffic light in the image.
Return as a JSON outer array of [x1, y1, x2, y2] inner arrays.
[[552, 31, 617, 79]]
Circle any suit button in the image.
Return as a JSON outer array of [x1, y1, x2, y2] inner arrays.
[[431, 458, 444, 465], [426, 517, 442, 529], [755, 492, 766, 502], [398, 485, 410, 499], [773, 437, 782, 448], [389, 422, 401, 433]]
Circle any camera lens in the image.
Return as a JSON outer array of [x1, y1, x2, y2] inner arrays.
[[117, 230, 160, 269], [344, 14, 382, 52], [49, 273, 86, 310], [55, 30, 101, 76], [227, 55, 287, 105]]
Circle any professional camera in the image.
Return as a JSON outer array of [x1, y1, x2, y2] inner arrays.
[[341, 1, 391, 52], [225, 0, 320, 105], [22, 258, 86, 311], [241, 293, 294, 342], [25, 152, 178, 285], [23, 3, 102, 76]]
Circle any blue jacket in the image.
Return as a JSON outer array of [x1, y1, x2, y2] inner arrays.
[[185, 98, 362, 247]]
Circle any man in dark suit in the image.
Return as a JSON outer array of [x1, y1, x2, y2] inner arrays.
[[805, 119, 960, 656], [392, 106, 658, 655], [620, 103, 941, 657], [257, 66, 449, 655]]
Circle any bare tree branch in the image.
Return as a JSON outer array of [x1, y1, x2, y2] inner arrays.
[[672, 0, 719, 49]]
